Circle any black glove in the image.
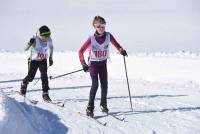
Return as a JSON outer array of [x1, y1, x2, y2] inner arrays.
[[82, 63, 89, 72], [29, 38, 35, 44], [49, 57, 53, 66], [120, 50, 128, 56]]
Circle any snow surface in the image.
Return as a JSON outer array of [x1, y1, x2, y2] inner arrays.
[[0, 51, 200, 134]]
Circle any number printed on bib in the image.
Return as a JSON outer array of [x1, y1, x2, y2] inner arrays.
[[37, 52, 46, 60], [94, 50, 107, 58]]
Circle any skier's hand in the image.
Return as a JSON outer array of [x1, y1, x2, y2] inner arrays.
[[82, 63, 89, 72], [120, 49, 128, 56], [29, 38, 35, 44], [49, 57, 53, 66]]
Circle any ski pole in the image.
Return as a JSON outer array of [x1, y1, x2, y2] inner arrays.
[[123, 56, 133, 112], [49, 69, 83, 80]]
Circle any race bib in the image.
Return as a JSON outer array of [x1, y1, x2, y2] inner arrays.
[[36, 52, 47, 60], [94, 50, 107, 58]]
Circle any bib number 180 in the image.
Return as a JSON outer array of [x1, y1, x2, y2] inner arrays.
[[94, 50, 107, 58]]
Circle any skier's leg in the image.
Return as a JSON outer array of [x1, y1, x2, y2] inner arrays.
[[86, 75, 98, 117], [23, 60, 38, 84], [88, 62, 99, 107], [21, 60, 38, 94], [99, 61, 108, 105], [39, 59, 51, 101], [99, 61, 108, 112], [39, 59, 49, 92], [86, 62, 99, 117]]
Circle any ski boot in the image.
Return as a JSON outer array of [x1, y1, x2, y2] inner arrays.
[[100, 103, 109, 113], [42, 92, 52, 102], [86, 105, 94, 118], [20, 82, 27, 96]]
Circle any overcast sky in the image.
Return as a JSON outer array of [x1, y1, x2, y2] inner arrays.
[[0, 0, 200, 52]]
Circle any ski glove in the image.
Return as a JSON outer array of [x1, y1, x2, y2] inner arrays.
[[29, 38, 35, 44], [82, 63, 89, 72], [49, 57, 53, 66], [120, 50, 128, 56]]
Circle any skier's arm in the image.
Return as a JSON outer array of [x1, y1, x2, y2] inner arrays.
[[79, 37, 91, 64], [49, 41, 54, 58], [25, 38, 35, 51], [110, 33, 124, 52], [48, 41, 54, 66], [110, 33, 128, 56]]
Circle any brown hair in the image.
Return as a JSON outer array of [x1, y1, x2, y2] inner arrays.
[[92, 16, 106, 27]]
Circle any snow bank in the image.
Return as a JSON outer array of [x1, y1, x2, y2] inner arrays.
[[0, 90, 68, 134]]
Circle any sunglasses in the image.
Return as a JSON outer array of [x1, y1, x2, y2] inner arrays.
[[95, 24, 105, 29]]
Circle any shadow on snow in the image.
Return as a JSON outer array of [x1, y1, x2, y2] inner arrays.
[[1, 96, 68, 134], [27, 85, 91, 93], [59, 94, 188, 103], [108, 106, 200, 117]]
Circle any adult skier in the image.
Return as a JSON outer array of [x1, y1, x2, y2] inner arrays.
[[79, 16, 128, 117], [20, 25, 53, 102]]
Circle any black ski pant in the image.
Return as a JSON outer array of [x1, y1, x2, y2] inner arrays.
[[88, 60, 108, 107], [23, 59, 49, 92]]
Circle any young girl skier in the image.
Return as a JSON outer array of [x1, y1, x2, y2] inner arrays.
[[20, 25, 54, 102], [79, 16, 127, 117]]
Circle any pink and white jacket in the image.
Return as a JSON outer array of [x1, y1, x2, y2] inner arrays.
[[79, 32, 124, 64]]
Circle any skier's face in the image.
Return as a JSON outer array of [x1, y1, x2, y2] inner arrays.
[[94, 22, 105, 35], [40, 35, 49, 42]]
